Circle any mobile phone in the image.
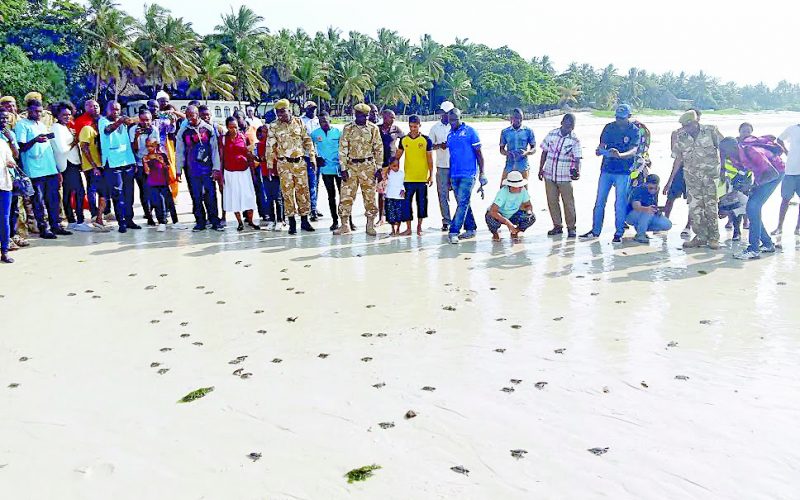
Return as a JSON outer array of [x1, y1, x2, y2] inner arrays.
[[44, 133, 55, 139]]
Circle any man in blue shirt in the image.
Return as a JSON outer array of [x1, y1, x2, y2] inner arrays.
[[311, 111, 352, 231], [499, 108, 536, 184], [581, 103, 640, 242], [625, 174, 672, 243], [446, 108, 487, 244], [98, 101, 138, 233], [15, 99, 71, 239]]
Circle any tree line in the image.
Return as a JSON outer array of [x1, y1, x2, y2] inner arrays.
[[2, 0, 800, 115]]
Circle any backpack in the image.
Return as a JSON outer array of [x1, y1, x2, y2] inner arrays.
[[736, 136, 785, 186]]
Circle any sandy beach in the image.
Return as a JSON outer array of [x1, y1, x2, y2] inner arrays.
[[2, 111, 800, 499]]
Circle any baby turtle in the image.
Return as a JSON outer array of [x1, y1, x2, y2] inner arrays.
[[372, 382, 386, 389], [163, 310, 173, 314], [442, 305, 456, 311], [157, 368, 170, 375], [286, 317, 298, 323], [247, 452, 262, 462], [699, 320, 712, 325], [510, 449, 528, 459], [590, 292, 600, 296], [150, 362, 161, 368], [254, 310, 264, 314], [318, 353, 329, 359], [145, 285, 156, 290], [361, 333, 373, 338], [295, 291, 305, 295], [501, 387, 515, 393], [150, 319, 160, 324], [365, 304, 376, 309], [494, 348, 506, 353], [216, 301, 226, 305], [675, 375, 690, 380], [378, 422, 395, 429], [281, 278, 289, 281], [129, 273, 137, 277], [510, 324, 522, 329], [425, 329, 436, 335], [180, 322, 189, 327], [235, 261, 242, 265], [8, 383, 20, 389], [280, 268, 288, 273], [421, 386, 436, 392], [67, 292, 76, 297], [180, 334, 190, 338], [159, 347, 172, 352], [777, 281, 787, 286], [18, 357, 29, 362], [360, 357, 372, 362], [554, 348, 566, 354], [534, 381, 548, 390], [204, 291, 214, 295], [92, 295, 101, 299], [602, 386, 610, 393], [510, 379, 522, 385], [232, 368, 244, 376], [196, 285, 205, 289], [451, 465, 470, 476], [376, 333, 387, 338], [588, 447, 609, 456], [257, 330, 267, 334], [85, 289, 94, 293], [667, 341, 679, 348], [405, 410, 417, 419], [192, 342, 203, 346], [553, 316, 564, 321], [159, 273, 168, 277], [271, 358, 283, 364], [641, 381, 649, 388], [304, 264, 311, 268], [240, 373, 253, 380], [286, 287, 295, 291], [243, 264, 251, 268]]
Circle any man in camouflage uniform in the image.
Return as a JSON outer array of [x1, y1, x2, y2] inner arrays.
[[335, 103, 383, 235], [271, 99, 316, 235], [667, 110, 723, 249]]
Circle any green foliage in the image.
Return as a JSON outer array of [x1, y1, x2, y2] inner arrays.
[[0, 45, 67, 102], [177, 386, 214, 403], [345, 464, 381, 483]]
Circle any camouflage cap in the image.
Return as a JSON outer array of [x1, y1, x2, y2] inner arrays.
[[353, 103, 370, 114]]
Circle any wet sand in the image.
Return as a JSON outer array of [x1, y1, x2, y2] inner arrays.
[[2, 112, 800, 499]]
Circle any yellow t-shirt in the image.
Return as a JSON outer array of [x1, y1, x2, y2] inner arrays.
[[398, 133, 432, 182], [79, 125, 101, 171]]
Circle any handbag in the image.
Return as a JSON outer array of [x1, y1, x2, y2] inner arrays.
[[11, 168, 34, 197]]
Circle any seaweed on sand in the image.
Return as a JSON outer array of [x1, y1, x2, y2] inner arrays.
[[178, 386, 214, 403], [345, 464, 381, 483]]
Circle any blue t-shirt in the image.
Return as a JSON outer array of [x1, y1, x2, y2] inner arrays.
[[447, 123, 481, 178], [492, 186, 531, 218], [628, 185, 658, 213], [310, 127, 341, 175], [599, 121, 640, 174], [14, 119, 58, 179], [98, 116, 136, 168], [500, 125, 535, 169]]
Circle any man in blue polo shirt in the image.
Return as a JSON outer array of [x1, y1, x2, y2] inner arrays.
[[98, 101, 138, 233], [447, 108, 487, 244], [15, 99, 71, 239], [499, 108, 536, 184], [581, 103, 640, 242]]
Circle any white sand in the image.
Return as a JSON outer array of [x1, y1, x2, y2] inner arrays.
[[2, 112, 799, 499]]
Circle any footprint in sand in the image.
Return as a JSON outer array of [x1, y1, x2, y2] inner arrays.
[[254, 310, 264, 314]]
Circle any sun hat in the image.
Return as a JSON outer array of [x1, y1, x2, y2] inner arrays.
[[439, 101, 455, 113], [502, 170, 528, 187]]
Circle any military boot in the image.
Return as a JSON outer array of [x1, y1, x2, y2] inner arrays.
[[288, 216, 297, 235], [365, 216, 377, 236], [301, 216, 315, 232]]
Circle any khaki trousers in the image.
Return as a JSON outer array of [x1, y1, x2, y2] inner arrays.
[[544, 179, 576, 230]]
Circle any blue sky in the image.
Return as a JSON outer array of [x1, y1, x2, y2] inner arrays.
[[115, 0, 797, 86]]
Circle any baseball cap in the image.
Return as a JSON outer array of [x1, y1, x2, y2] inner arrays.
[[615, 104, 632, 119], [303, 101, 317, 108], [439, 101, 455, 113]]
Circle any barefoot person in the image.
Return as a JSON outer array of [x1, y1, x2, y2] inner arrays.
[[378, 109, 404, 227], [775, 122, 800, 236], [384, 157, 410, 236], [271, 99, 316, 235], [447, 107, 487, 244], [485, 171, 535, 241], [395, 115, 433, 236], [499, 108, 536, 184], [665, 110, 723, 249], [334, 103, 383, 236], [580, 104, 639, 243], [625, 174, 672, 243], [539, 113, 581, 238], [429, 101, 453, 231], [221, 117, 260, 232]]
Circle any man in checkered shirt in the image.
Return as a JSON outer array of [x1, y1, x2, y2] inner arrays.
[[538, 113, 582, 237]]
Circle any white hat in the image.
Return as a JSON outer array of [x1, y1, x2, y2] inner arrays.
[[502, 170, 528, 187], [439, 101, 455, 113], [155, 90, 170, 101]]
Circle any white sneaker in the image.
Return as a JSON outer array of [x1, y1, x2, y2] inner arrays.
[[274, 222, 284, 232], [74, 222, 95, 232], [156, 224, 167, 232], [733, 249, 760, 260], [265, 221, 275, 231], [449, 234, 460, 244]]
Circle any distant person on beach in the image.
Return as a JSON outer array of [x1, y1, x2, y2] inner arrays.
[[98, 101, 138, 232], [245, 106, 263, 129], [775, 122, 800, 236], [394, 114, 433, 236], [485, 170, 534, 241], [255, 124, 285, 231], [221, 116, 260, 232], [539, 113, 581, 238], [429, 101, 454, 231], [1, 133, 18, 263], [384, 153, 410, 236], [334, 103, 383, 236], [625, 174, 672, 243], [666, 110, 723, 249], [311, 111, 352, 231], [52, 102, 92, 232], [300, 101, 322, 221], [499, 108, 536, 184], [580, 103, 639, 243], [378, 109, 404, 227], [447, 107, 487, 244]]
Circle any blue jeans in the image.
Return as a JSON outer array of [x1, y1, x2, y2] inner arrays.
[[307, 163, 319, 213], [252, 170, 267, 219], [436, 168, 451, 225], [591, 172, 630, 236], [120, 165, 137, 225], [746, 175, 783, 253], [263, 175, 284, 223], [133, 164, 151, 221], [83, 170, 100, 217], [62, 162, 86, 224], [0, 189, 11, 253], [188, 174, 220, 228], [625, 210, 673, 235], [449, 176, 476, 235], [149, 185, 170, 224], [101, 167, 128, 228], [31, 174, 61, 233]]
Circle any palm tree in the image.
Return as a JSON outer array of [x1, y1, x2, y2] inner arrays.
[[558, 84, 581, 107], [594, 64, 619, 109], [377, 58, 413, 109], [215, 5, 267, 45], [334, 60, 373, 107], [84, 5, 144, 99], [292, 57, 331, 103], [190, 48, 235, 101], [134, 5, 200, 90], [618, 68, 645, 107], [226, 39, 269, 103], [415, 34, 446, 111], [442, 70, 475, 110]]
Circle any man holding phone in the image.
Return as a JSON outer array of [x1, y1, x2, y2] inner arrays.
[[625, 174, 672, 243], [99, 101, 138, 233], [14, 99, 69, 239], [130, 109, 160, 226]]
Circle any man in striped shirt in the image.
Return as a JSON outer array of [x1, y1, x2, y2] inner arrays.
[[538, 113, 582, 238]]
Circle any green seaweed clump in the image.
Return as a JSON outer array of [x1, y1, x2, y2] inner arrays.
[[178, 386, 215, 403], [345, 464, 381, 483]]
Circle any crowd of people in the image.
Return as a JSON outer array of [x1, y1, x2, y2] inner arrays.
[[1, 91, 799, 265]]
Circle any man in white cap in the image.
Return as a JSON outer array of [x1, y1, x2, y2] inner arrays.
[[245, 106, 263, 129], [429, 100, 454, 231], [300, 100, 323, 220], [485, 170, 535, 241]]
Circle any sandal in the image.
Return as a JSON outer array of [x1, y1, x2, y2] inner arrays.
[[248, 222, 261, 231], [1, 254, 14, 264], [237, 223, 244, 232]]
